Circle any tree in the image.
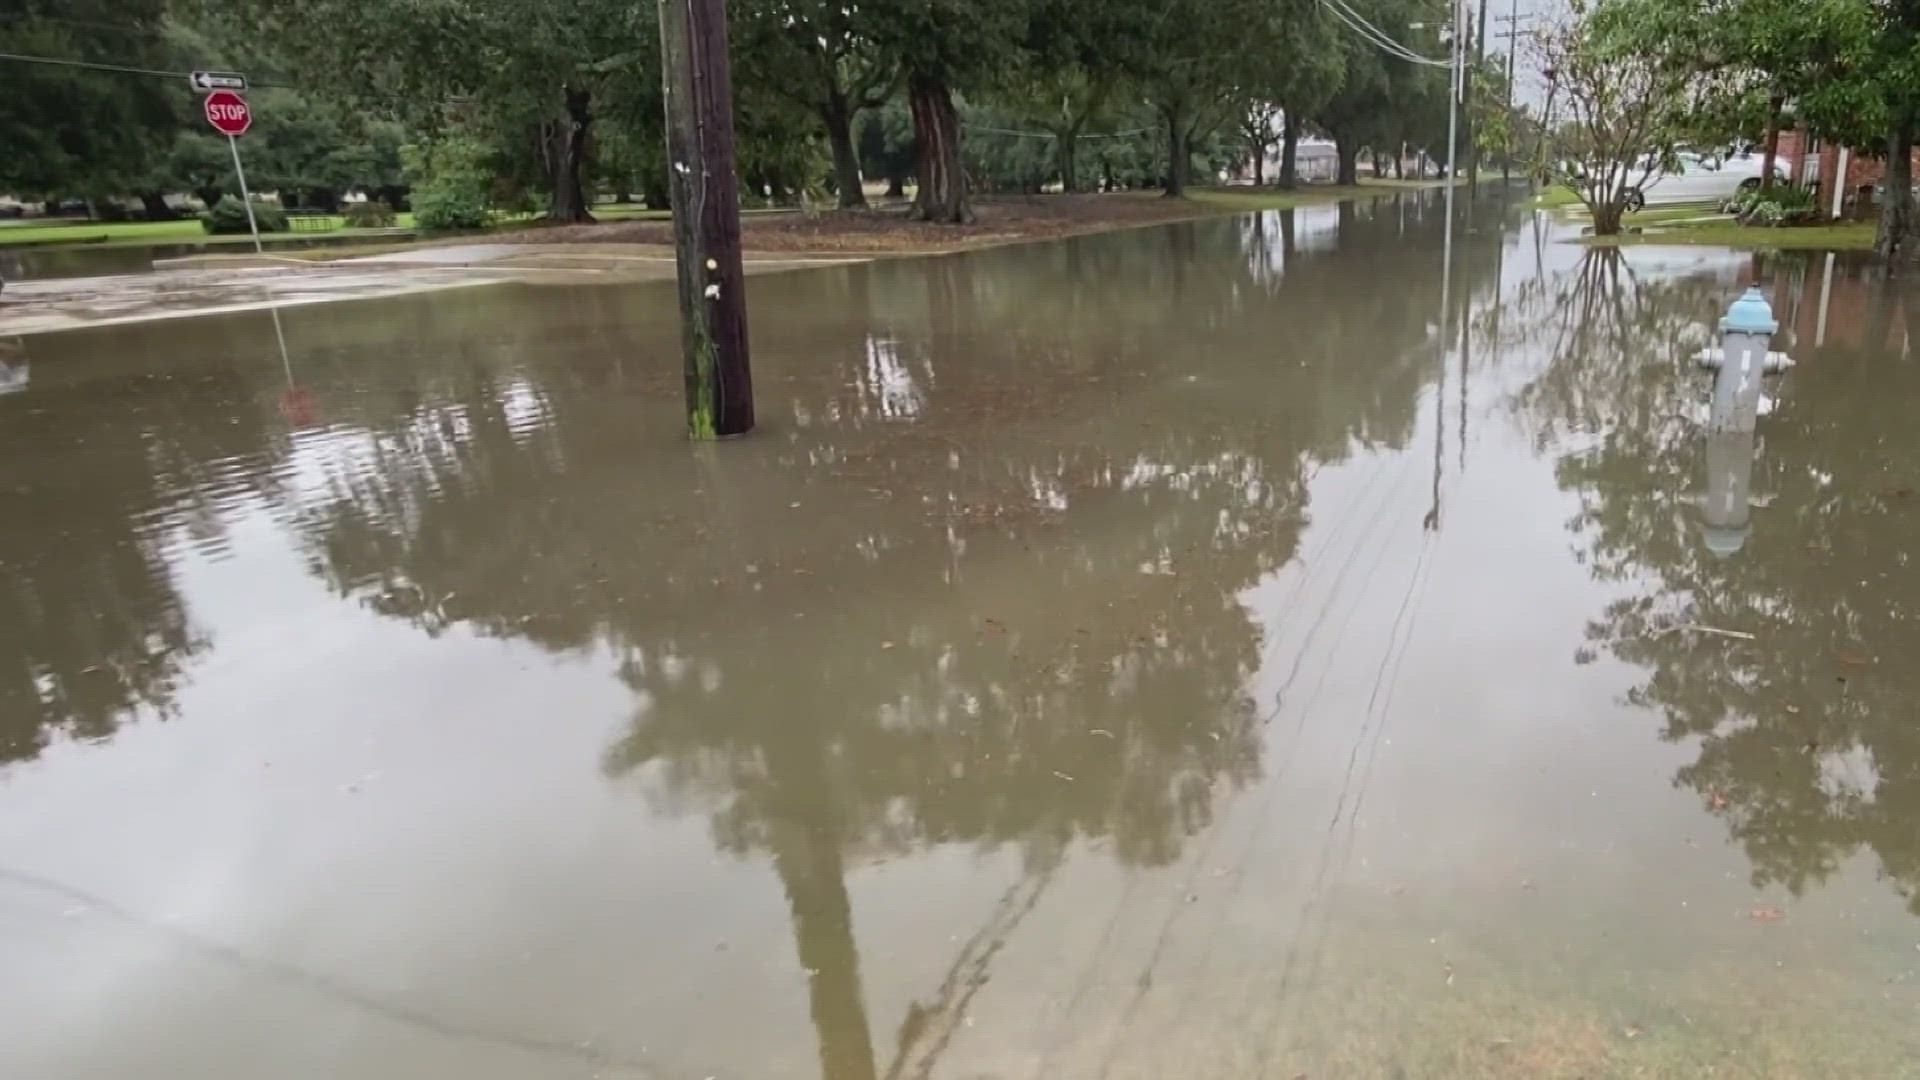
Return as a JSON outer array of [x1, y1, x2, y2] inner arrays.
[[0, 0, 180, 202], [1528, 0, 1696, 236], [1313, 0, 1449, 187], [1124, 0, 1283, 197], [1266, 4, 1347, 189], [860, 2, 1029, 223], [732, 0, 896, 209], [1235, 102, 1284, 185], [209, 0, 646, 222]]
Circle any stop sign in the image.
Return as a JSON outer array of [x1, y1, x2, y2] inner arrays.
[[203, 89, 251, 136]]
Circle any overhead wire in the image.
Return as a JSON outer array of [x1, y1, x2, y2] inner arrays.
[[0, 51, 292, 88], [963, 123, 1155, 141], [1318, 0, 1451, 67]]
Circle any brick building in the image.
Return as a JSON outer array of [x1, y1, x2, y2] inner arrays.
[[1775, 128, 1920, 215]]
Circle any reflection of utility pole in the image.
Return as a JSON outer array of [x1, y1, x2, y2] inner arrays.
[[766, 735, 879, 1080], [658, 0, 755, 438]]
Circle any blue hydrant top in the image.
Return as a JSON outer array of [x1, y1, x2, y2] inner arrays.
[[1720, 285, 1779, 335]]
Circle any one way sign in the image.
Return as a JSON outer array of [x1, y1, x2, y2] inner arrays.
[[189, 70, 247, 92]]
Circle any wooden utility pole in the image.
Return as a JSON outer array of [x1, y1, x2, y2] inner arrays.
[[658, 0, 754, 438], [1467, 0, 1490, 198], [1496, 2, 1525, 185]]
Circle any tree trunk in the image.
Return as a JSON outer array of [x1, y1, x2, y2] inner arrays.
[[1760, 94, 1785, 193], [195, 186, 224, 209], [822, 95, 868, 210], [138, 191, 178, 220], [1591, 198, 1625, 236], [1335, 139, 1359, 186], [614, 186, 632, 203], [545, 84, 596, 223], [1162, 106, 1190, 198], [1877, 106, 1917, 263], [885, 172, 906, 199], [1253, 148, 1265, 186], [1057, 119, 1082, 193], [642, 166, 671, 210], [908, 74, 969, 223], [1279, 115, 1299, 189]]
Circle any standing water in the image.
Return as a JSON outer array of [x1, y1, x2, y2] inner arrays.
[[2, 197, 1917, 1079]]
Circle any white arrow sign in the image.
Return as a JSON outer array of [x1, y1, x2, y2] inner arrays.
[[190, 70, 248, 92]]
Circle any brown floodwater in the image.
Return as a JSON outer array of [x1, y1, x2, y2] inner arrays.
[[3, 198, 1918, 1079]]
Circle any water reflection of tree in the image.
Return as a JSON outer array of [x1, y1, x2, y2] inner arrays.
[[1518, 253, 1920, 914], [0, 353, 271, 763], [272, 200, 1469, 1078]]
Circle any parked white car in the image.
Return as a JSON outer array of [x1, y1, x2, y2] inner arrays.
[[1636, 151, 1789, 206]]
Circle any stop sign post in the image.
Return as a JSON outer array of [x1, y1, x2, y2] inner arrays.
[[201, 89, 264, 252]]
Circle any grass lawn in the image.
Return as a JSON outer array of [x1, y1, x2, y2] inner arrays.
[[1587, 220, 1876, 250], [1622, 204, 1725, 227], [1188, 180, 1447, 212], [1532, 185, 1583, 209], [0, 214, 422, 248]]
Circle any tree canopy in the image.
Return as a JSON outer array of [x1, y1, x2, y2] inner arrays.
[[3, 0, 1474, 220]]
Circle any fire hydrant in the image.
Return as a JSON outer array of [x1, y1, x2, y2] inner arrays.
[[1710, 286, 1778, 435]]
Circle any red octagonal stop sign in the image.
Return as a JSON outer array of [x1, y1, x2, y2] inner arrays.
[[204, 89, 252, 136]]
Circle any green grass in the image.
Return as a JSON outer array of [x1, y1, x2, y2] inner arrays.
[[0, 213, 422, 249], [1532, 185, 1583, 209], [1587, 220, 1875, 250], [0, 203, 682, 250], [1188, 181, 1445, 212], [590, 203, 671, 221], [1623, 203, 1726, 227]]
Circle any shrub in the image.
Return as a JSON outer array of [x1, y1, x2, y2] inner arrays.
[[342, 200, 397, 228], [200, 198, 289, 234], [1771, 185, 1818, 213], [404, 134, 493, 232], [411, 185, 489, 231]]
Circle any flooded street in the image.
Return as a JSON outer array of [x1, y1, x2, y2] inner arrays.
[[4, 197, 1918, 1078]]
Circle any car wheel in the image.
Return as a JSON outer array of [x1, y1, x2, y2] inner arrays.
[[1738, 177, 1762, 193]]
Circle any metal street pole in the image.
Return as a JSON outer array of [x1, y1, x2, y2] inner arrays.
[[658, 0, 754, 439], [226, 134, 263, 254]]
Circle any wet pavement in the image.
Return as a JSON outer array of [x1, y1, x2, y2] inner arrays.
[[0, 247, 873, 337], [3, 197, 1918, 1079]]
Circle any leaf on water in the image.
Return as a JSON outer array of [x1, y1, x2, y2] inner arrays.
[[1708, 787, 1730, 810], [1747, 906, 1787, 922]]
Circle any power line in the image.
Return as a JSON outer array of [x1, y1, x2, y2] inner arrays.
[[0, 51, 183, 80], [1319, 0, 1451, 67], [963, 123, 1155, 141], [0, 51, 290, 88], [1323, 0, 1450, 67]]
